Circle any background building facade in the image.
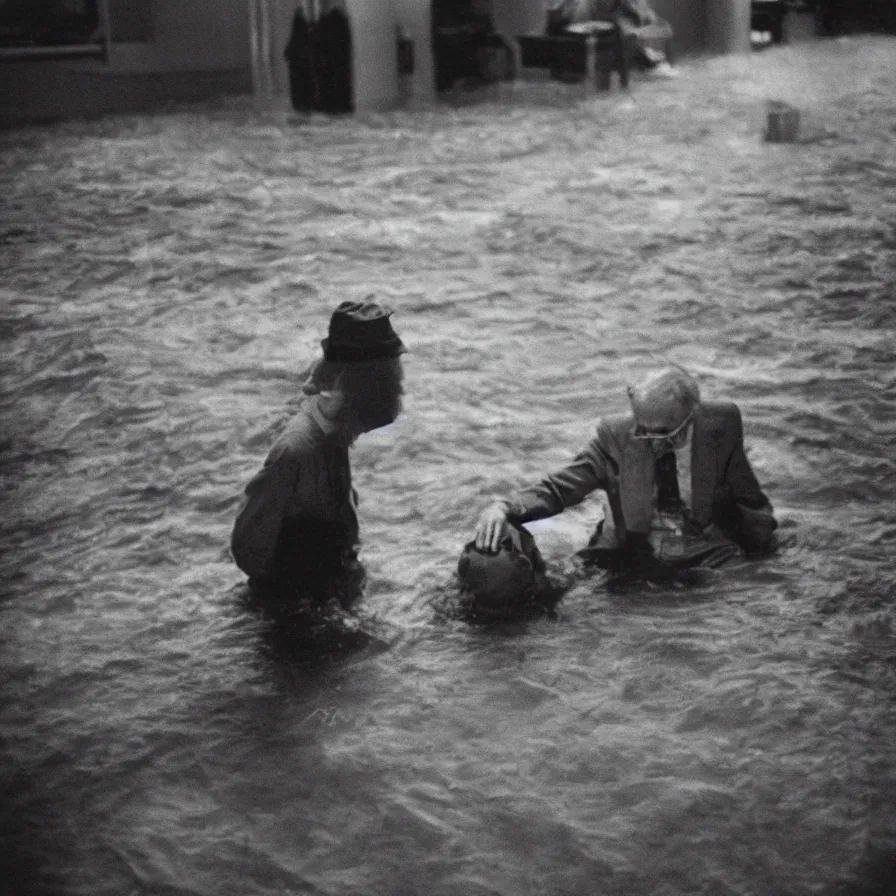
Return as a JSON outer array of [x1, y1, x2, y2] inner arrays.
[[0, 0, 752, 125]]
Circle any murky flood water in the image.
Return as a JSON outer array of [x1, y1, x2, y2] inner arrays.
[[1, 37, 895, 896]]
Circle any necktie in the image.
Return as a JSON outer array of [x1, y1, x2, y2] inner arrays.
[[655, 450, 682, 513]]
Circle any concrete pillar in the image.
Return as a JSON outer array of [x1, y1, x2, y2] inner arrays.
[[346, 0, 399, 111], [652, 0, 708, 55], [249, 0, 276, 100], [706, 0, 751, 55], [266, 0, 304, 99], [394, 0, 436, 106]]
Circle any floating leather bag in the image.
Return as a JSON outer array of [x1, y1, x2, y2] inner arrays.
[[457, 525, 545, 617]]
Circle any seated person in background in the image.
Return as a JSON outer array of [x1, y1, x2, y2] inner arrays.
[[547, 0, 678, 78], [231, 300, 405, 603], [473, 366, 777, 581]]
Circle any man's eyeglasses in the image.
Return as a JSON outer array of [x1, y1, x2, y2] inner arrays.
[[633, 411, 694, 442]]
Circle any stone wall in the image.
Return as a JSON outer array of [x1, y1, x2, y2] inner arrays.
[[0, 0, 252, 125]]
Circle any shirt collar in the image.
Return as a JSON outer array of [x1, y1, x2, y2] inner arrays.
[[675, 424, 693, 452], [308, 395, 339, 437]]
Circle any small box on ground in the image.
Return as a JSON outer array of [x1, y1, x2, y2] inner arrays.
[[766, 100, 800, 142]]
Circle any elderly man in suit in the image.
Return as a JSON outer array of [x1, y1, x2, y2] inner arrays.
[[474, 366, 777, 576]]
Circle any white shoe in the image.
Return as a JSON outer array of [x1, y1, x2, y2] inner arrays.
[[648, 61, 679, 79]]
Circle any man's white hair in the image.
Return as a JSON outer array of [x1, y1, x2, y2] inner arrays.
[[628, 365, 701, 419]]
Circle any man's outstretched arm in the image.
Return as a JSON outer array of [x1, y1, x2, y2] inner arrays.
[[475, 430, 611, 552]]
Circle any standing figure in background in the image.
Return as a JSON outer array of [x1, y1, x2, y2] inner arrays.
[[314, 0, 353, 114], [473, 366, 777, 582], [231, 301, 405, 603], [284, 0, 353, 114], [547, 0, 678, 78], [284, 4, 316, 112]]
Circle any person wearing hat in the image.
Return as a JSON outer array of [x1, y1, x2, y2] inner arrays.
[[473, 366, 777, 576], [231, 300, 405, 596]]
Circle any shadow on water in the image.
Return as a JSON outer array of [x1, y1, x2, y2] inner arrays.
[[580, 532, 796, 606], [821, 841, 896, 896], [427, 569, 572, 630], [234, 572, 392, 670], [427, 548, 765, 628], [0, 753, 88, 896], [595, 559, 769, 604]]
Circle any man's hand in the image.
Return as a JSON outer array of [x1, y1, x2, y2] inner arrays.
[[474, 503, 509, 553]]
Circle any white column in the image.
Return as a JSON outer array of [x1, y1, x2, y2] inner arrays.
[[394, 0, 436, 106], [345, 0, 399, 112], [260, 0, 275, 97], [706, 0, 751, 55], [99, 0, 113, 63], [249, 0, 276, 99]]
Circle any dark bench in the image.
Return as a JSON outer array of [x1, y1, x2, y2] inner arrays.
[[432, 0, 520, 91], [812, 0, 896, 35], [516, 22, 631, 90]]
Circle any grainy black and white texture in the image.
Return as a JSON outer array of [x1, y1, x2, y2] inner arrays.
[[1, 37, 895, 896]]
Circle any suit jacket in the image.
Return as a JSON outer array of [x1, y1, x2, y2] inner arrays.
[[503, 401, 777, 552]]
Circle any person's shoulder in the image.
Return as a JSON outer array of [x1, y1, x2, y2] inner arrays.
[[593, 414, 633, 448], [265, 408, 320, 464], [701, 399, 739, 415], [700, 400, 743, 424], [698, 400, 745, 442]]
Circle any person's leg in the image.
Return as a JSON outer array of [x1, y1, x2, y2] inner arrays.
[[267, 518, 363, 603], [632, 26, 677, 77]]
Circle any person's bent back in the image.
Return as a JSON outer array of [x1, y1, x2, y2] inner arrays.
[[231, 301, 405, 597]]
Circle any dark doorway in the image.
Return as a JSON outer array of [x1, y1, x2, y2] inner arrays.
[[284, 3, 353, 114], [432, 0, 508, 91]]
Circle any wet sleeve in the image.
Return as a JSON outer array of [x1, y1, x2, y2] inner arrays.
[[619, 0, 659, 26], [230, 442, 299, 578], [503, 431, 611, 525], [724, 406, 778, 552], [548, 0, 587, 30]]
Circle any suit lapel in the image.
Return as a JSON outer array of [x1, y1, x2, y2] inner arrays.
[[690, 409, 716, 526], [619, 434, 655, 533]]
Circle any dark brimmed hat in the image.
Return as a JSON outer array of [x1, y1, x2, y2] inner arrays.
[[322, 300, 405, 363]]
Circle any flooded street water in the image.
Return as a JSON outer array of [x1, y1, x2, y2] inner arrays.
[[1, 37, 895, 896]]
